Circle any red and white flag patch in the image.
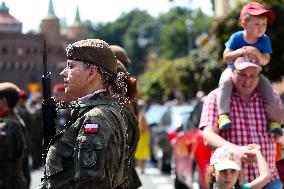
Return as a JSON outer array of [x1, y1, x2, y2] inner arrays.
[[84, 123, 99, 133]]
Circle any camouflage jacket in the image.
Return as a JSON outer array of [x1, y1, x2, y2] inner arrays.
[[43, 92, 131, 189], [120, 106, 141, 189], [0, 111, 27, 189]]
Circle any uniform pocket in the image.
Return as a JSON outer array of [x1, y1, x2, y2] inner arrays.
[[74, 142, 106, 180]]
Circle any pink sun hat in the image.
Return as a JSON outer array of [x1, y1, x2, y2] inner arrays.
[[210, 146, 241, 171]]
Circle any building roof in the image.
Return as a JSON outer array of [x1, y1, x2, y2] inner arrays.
[[45, 0, 58, 19], [70, 5, 82, 27], [0, 2, 21, 24]]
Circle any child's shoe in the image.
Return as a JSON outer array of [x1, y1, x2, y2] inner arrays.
[[218, 114, 232, 130], [269, 121, 283, 136]]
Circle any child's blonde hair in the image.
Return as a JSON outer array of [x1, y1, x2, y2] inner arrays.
[[206, 165, 243, 189], [241, 13, 267, 23], [208, 146, 244, 189]]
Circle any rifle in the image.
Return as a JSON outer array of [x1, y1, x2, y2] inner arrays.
[[41, 41, 57, 166]]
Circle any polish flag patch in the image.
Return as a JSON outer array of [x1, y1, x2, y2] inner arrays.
[[84, 123, 99, 133]]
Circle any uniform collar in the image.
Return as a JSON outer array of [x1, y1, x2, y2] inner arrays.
[[78, 88, 107, 102]]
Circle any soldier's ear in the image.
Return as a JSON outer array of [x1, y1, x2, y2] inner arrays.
[[87, 66, 99, 81], [0, 97, 8, 107]]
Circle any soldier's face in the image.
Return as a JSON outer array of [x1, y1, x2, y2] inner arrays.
[[0, 97, 7, 112], [60, 60, 91, 100]]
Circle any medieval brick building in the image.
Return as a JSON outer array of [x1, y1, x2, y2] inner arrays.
[[0, 0, 87, 92]]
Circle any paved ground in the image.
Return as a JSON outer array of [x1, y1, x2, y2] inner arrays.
[[30, 161, 174, 189]]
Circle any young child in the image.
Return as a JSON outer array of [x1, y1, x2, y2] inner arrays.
[[207, 145, 271, 189], [217, 2, 282, 136]]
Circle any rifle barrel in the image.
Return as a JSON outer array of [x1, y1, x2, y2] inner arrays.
[[43, 40, 47, 76]]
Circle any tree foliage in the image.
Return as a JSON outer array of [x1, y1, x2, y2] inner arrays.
[[86, 9, 155, 76], [138, 42, 221, 102], [157, 7, 189, 58], [138, 8, 215, 102]]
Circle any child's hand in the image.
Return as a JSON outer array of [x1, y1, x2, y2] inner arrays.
[[238, 145, 256, 163], [242, 46, 260, 56]]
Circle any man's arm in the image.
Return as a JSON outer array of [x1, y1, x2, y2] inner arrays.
[[203, 126, 237, 149]]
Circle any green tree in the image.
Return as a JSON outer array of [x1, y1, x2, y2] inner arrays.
[[157, 7, 213, 59], [158, 7, 189, 58], [121, 10, 155, 76], [85, 9, 155, 76], [138, 67, 164, 103], [138, 42, 221, 102]]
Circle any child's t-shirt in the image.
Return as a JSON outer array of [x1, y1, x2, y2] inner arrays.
[[225, 30, 272, 54]]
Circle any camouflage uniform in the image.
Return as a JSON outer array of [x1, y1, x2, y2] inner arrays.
[[0, 111, 27, 189], [43, 91, 131, 189], [29, 103, 44, 169], [15, 104, 32, 188], [55, 108, 71, 133], [122, 109, 141, 189], [111, 46, 141, 189]]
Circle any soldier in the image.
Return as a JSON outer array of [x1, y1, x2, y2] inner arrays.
[[116, 60, 142, 188], [52, 83, 71, 132], [27, 92, 43, 169], [15, 89, 32, 188], [0, 82, 27, 189], [110, 45, 142, 189], [110, 43, 141, 188], [42, 39, 135, 189], [110, 45, 139, 115]]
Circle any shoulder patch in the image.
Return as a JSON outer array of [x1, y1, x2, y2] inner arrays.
[[84, 123, 99, 133]]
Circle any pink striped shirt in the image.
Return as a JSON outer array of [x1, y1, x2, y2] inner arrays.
[[199, 89, 280, 183]]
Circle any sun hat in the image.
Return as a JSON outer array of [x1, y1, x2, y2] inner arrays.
[[234, 56, 262, 71], [210, 146, 241, 171], [240, 2, 275, 22]]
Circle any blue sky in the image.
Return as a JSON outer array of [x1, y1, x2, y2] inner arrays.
[[4, 0, 213, 33]]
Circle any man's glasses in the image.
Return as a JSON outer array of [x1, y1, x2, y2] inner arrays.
[[234, 69, 260, 80]]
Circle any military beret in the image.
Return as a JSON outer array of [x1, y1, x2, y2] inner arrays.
[[0, 82, 20, 94], [19, 90, 28, 98], [66, 39, 117, 75], [117, 60, 127, 74], [0, 82, 20, 108], [52, 83, 65, 93], [109, 45, 131, 68]]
